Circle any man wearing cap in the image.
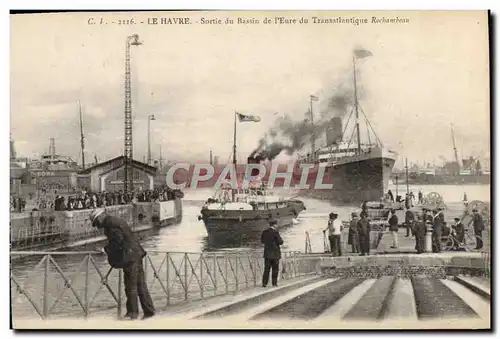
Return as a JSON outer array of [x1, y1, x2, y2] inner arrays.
[[90, 208, 155, 320], [261, 219, 284, 287]]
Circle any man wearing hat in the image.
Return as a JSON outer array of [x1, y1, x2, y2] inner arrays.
[[261, 218, 284, 287], [90, 208, 155, 320]]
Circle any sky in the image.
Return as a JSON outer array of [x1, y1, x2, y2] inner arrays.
[[10, 11, 490, 168]]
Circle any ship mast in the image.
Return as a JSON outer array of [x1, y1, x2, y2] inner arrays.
[[451, 124, 460, 173], [233, 112, 237, 168], [309, 96, 315, 161], [353, 56, 361, 155], [78, 101, 86, 170], [159, 144, 163, 169], [232, 112, 237, 202], [405, 157, 409, 194]]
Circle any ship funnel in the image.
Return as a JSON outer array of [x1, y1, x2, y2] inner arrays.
[[247, 156, 262, 176], [326, 117, 343, 146]]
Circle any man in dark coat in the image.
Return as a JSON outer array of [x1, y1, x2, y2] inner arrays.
[[349, 212, 360, 254], [432, 208, 445, 253], [452, 217, 465, 250], [90, 208, 155, 320], [261, 219, 284, 287], [414, 215, 427, 254], [471, 209, 485, 249], [405, 209, 415, 237], [357, 213, 371, 256]]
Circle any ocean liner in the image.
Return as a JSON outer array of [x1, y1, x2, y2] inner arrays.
[[294, 50, 397, 204]]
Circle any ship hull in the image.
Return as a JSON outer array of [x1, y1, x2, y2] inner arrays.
[[200, 201, 305, 246], [296, 154, 395, 205]]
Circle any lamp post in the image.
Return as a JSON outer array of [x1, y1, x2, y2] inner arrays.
[[147, 114, 156, 165]]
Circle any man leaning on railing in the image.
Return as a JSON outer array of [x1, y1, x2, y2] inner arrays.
[[90, 208, 155, 320]]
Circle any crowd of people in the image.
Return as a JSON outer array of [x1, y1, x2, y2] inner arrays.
[[323, 203, 486, 257], [11, 186, 183, 213], [10, 196, 27, 213], [385, 189, 423, 208], [52, 187, 182, 211]]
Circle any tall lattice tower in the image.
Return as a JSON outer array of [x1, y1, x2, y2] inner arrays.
[[124, 34, 142, 194]]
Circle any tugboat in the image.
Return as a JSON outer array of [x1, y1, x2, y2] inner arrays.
[[198, 112, 306, 245], [199, 182, 305, 244]]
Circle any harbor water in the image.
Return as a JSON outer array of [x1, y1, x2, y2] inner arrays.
[[141, 184, 490, 253]]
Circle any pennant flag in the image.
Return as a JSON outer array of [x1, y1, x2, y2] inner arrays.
[[354, 49, 373, 59], [236, 112, 261, 122], [310, 95, 319, 101]]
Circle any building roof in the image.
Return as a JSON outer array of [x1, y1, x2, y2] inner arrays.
[[77, 155, 157, 175]]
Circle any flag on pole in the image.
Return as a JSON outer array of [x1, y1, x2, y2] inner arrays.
[[236, 112, 261, 122], [354, 49, 373, 59], [310, 95, 319, 101]]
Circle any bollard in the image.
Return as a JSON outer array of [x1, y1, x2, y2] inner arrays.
[[425, 226, 433, 253]]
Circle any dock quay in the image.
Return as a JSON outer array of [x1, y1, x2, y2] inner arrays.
[[10, 199, 183, 254], [11, 243, 491, 329]]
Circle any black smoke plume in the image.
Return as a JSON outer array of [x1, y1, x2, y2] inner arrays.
[[249, 79, 356, 163]]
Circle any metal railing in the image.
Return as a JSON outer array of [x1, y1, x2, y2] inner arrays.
[[10, 250, 319, 319]]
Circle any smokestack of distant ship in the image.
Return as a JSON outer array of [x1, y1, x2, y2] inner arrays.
[[49, 138, 56, 159]]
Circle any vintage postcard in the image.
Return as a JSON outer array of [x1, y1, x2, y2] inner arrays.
[[10, 10, 490, 330]]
